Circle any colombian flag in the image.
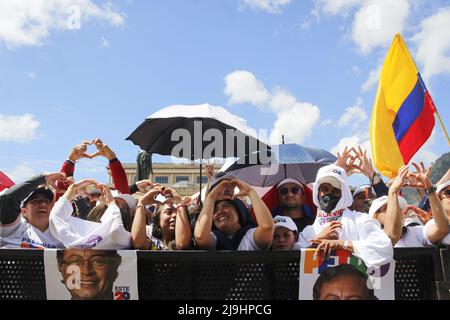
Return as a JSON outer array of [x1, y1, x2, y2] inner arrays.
[[370, 34, 436, 178]]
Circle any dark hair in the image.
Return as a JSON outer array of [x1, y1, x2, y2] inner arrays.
[[151, 204, 175, 241], [212, 199, 249, 229], [313, 264, 377, 300]]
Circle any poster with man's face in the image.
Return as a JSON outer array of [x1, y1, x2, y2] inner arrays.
[[299, 249, 395, 300], [44, 249, 138, 300]]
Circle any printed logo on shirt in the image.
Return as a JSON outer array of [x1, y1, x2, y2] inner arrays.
[[317, 209, 344, 225], [78, 235, 103, 249], [20, 237, 58, 249]]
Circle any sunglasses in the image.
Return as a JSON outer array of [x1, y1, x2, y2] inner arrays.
[[279, 186, 301, 196], [440, 189, 450, 199]]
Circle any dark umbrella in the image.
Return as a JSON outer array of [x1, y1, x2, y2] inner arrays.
[[126, 103, 269, 193], [224, 143, 336, 186]]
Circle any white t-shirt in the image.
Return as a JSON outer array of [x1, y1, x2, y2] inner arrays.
[[299, 209, 393, 268], [210, 228, 261, 251], [425, 219, 450, 245], [49, 197, 131, 250], [1, 216, 63, 249], [395, 225, 433, 247]]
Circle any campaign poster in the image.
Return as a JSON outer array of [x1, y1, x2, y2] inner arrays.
[[299, 249, 395, 300], [44, 249, 138, 300]]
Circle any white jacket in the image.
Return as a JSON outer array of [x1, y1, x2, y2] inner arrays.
[[49, 197, 131, 250]]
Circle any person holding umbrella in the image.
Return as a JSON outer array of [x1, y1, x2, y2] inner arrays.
[[194, 178, 274, 251]]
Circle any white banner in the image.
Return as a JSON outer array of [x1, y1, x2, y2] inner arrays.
[[299, 249, 395, 300], [44, 249, 139, 300]]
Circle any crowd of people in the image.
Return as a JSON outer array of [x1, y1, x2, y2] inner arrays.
[[1, 139, 449, 270]]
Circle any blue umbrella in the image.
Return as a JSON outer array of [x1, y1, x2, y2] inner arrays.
[[224, 143, 336, 186]]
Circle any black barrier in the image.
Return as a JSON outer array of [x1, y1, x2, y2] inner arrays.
[[0, 248, 448, 300]]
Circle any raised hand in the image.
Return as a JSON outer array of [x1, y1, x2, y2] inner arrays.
[[389, 165, 409, 193], [45, 172, 67, 189], [408, 162, 433, 190], [90, 138, 117, 160], [138, 186, 164, 207], [232, 179, 254, 199], [313, 221, 342, 240], [135, 179, 159, 193], [163, 187, 182, 205], [335, 146, 359, 175], [68, 142, 92, 162]]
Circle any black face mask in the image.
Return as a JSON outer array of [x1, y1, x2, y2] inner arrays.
[[318, 193, 341, 213]]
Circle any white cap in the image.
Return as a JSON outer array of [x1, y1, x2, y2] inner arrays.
[[403, 209, 424, 226], [277, 178, 303, 190], [369, 195, 407, 218], [353, 185, 375, 197], [437, 181, 450, 195], [111, 190, 137, 210], [273, 215, 298, 232]]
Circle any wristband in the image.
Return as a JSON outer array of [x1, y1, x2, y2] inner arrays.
[[424, 186, 437, 195]]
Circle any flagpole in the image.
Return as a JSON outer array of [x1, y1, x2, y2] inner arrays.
[[435, 110, 450, 145]]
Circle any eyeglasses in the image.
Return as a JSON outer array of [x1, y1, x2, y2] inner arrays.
[[63, 256, 109, 269], [279, 187, 301, 196], [440, 189, 450, 200]]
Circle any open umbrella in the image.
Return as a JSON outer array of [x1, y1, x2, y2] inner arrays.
[[126, 103, 268, 193], [0, 171, 14, 192], [223, 143, 336, 187]]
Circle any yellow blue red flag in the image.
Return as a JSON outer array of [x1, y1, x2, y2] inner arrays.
[[370, 34, 436, 178]]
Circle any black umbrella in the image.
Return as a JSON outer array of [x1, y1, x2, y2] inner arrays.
[[126, 103, 269, 194]]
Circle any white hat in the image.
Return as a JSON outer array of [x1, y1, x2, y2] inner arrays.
[[437, 181, 450, 195], [313, 164, 353, 211], [353, 185, 375, 197], [369, 195, 407, 218], [277, 178, 303, 190], [273, 215, 298, 232], [111, 190, 137, 210]]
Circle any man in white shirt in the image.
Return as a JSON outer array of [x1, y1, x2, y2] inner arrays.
[[298, 164, 393, 268], [1, 173, 65, 249]]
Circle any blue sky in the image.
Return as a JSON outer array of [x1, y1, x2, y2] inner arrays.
[[0, 0, 449, 186]]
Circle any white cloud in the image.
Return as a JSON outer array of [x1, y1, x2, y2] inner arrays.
[[312, 0, 360, 17], [0, 113, 40, 142], [361, 64, 381, 92], [99, 36, 109, 48], [412, 7, 450, 81], [312, 0, 410, 55], [352, 0, 410, 55], [240, 0, 291, 13], [0, 0, 124, 49], [224, 70, 271, 107], [338, 98, 368, 128], [331, 132, 371, 157], [6, 165, 36, 184], [351, 66, 361, 76], [224, 70, 321, 144], [269, 102, 320, 144]]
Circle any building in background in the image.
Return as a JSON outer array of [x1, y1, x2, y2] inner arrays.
[[107, 163, 222, 196]]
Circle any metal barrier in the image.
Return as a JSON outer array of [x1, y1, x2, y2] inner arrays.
[[0, 248, 449, 300]]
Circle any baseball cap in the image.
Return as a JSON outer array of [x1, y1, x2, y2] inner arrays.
[[314, 165, 347, 190], [273, 215, 298, 232], [111, 190, 137, 210], [353, 185, 375, 197], [21, 187, 54, 208], [277, 178, 304, 190], [369, 195, 407, 218]]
